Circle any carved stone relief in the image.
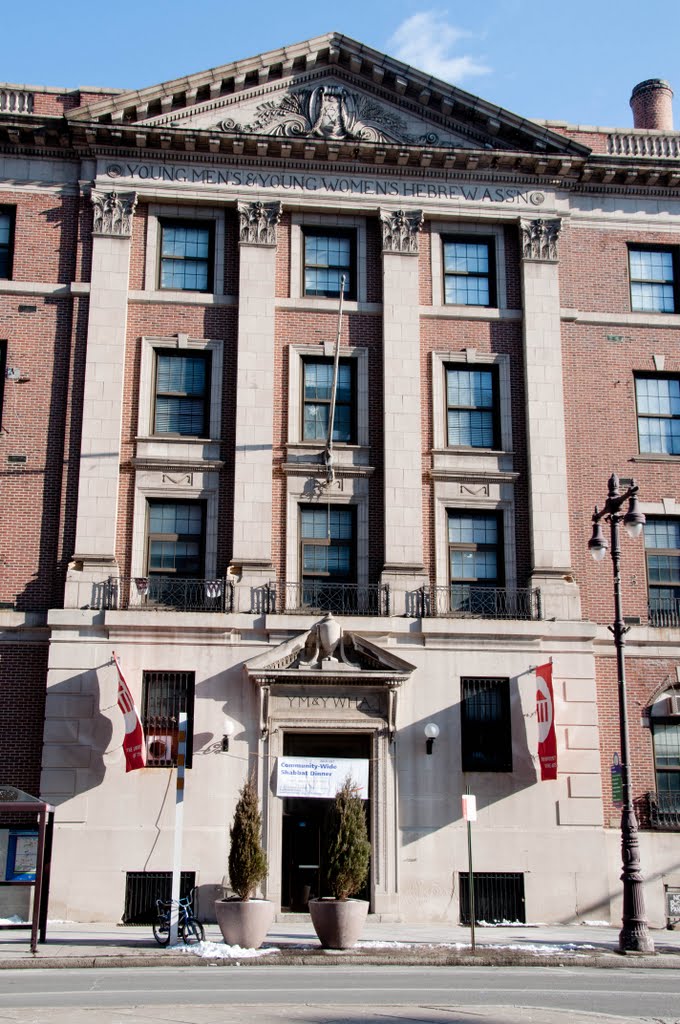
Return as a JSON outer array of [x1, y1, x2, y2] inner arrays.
[[520, 218, 561, 262], [219, 86, 446, 146], [380, 208, 424, 254], [237, 200, 282, 245], [91, 189, 137, 237]]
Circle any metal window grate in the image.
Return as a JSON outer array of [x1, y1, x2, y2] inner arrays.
[[459, 871, 525, 925], [142, 671, 195, 768], [461, 677, 512, 772], [123, 871, 196, 924]]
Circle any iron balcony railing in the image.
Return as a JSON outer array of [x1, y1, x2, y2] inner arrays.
[[647, 791, 680, 831], [106, 576, 234, 613], [648, 601, 680, 628], [267, 581, 391, 616], [415, 585, 542, 621]]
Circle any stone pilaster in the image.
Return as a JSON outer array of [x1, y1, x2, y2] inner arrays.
[[520, 218, 580, 619], [379, 209, 427, 612], [67, 189, 137, 607], [231, 201, 282, 605]]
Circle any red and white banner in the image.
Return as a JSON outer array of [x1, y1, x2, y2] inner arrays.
[[113, 652, 146, 772], [536, 662, 557, 781]]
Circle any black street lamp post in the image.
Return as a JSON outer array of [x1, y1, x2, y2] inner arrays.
[[588, 473, 654, 954]]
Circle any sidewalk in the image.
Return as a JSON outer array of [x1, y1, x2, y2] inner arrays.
[[1, 917, 679, 968]]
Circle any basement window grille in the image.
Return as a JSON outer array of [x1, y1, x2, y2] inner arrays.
[[123, 870, 196, 925], [459, 871, 525, 925]]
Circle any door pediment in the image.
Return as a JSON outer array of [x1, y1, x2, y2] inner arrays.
[[244, 616, 416, 688]]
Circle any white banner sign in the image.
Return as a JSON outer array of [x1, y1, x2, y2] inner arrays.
[[276, 757, 369, 799]]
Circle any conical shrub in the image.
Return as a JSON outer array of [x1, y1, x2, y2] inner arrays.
[[324, 776, 371, 901], [228, 774, 268, 901]]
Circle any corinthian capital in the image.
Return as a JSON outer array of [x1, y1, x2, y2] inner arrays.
[[520, 218, 561, 262], [238, 200, 282, 246], [380, 208, 424, 254], [91, 189, 137, 237]]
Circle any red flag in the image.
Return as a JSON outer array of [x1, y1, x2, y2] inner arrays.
[[113, 652, 146, 772], [536, 663, 557, 781]]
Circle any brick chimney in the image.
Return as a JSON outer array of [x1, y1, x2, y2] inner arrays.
[[630, 79, 674, 130]]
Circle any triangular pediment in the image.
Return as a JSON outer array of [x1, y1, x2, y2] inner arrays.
[[244, 618, 415, 686], [66, 32, 588, 160]]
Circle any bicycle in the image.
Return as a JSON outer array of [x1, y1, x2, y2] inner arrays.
[[152, 889, 205, 946]]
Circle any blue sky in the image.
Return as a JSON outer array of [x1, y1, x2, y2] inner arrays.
[[4, 1, 679, 129]]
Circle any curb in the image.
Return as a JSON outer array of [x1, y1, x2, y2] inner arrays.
[[1, 947, 678, 970]]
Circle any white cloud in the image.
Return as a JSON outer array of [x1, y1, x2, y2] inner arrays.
[[386, 11, 491, 84]]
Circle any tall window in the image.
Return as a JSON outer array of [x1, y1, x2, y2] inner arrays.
[[147, 501, 205, 577], [142, 670, 195, 768], [303, 230, 355, 298], [448, 511, 503, 614], [154, 351, 209, 437], [446, 367, 498, 448], [302, 359, 355, 443], [300, 506, 355, 583], [0, 208, 15, 279], [635, 375, 680, 454], [629, 246, 677, 313], [460, 677, 512, 772], [159, 221, 213, 291], [645, 518, 680, 623], [443, 238, 495, 306]]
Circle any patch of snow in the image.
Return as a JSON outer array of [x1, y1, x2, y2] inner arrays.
[[0, 915, 27, 924], [489, 942, 596, 954], [168, 940, 280, 959], [357, 940, 468, 950], [582, 920, 611, 927]]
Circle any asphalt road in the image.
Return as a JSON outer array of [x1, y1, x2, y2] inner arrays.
[[0, 965, 679, 1022]]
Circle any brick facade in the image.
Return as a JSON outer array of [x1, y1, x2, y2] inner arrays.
[[1, 37, 678, 927]]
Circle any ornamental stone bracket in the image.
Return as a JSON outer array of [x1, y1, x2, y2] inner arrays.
[[380, 208, 424, 254], [520, 218, 561, 262], [91, 189, 137, 237], [238, 200, 283, 246]]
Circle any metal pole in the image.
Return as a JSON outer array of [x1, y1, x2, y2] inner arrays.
[[465, 785, 475, 952], [169, 712, 187, 946], [608, 503, 654, 954]]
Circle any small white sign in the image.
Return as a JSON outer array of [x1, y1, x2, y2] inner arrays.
[[462, 794, 477, 821], [276, 757, 369, 799]]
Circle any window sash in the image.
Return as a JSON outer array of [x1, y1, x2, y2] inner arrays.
[[154, 352, 209, 436], [635, 376, 680, 453], [300, 506, 355, 581], [303, 360, 354, 442], [448, 512, 502, 586], [629, 247, 676, 313], [147, 502, 205, 577], [443, 239, 494, 307], [0, 209, 14, 279], [159, 221, 213, 292], [446, 368, 497, 448], [303, 230, 354, 298]]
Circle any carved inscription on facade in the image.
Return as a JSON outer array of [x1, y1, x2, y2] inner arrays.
[[104, 163, 548, 207], [277, 694, 385, 716]]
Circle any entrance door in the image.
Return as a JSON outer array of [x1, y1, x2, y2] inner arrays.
[[280, 732, 371, 912]]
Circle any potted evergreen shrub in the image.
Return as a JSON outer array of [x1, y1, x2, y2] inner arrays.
[[214, 774, 274, 949], [309, 776, 371, 949]]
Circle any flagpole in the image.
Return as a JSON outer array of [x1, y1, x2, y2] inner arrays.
[[324, 274, 345, 484], [169, 711, 187, 946]]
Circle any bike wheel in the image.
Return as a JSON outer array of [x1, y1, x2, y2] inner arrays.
[[152, 919, 170, 947], [181, 918, 205, 944]]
